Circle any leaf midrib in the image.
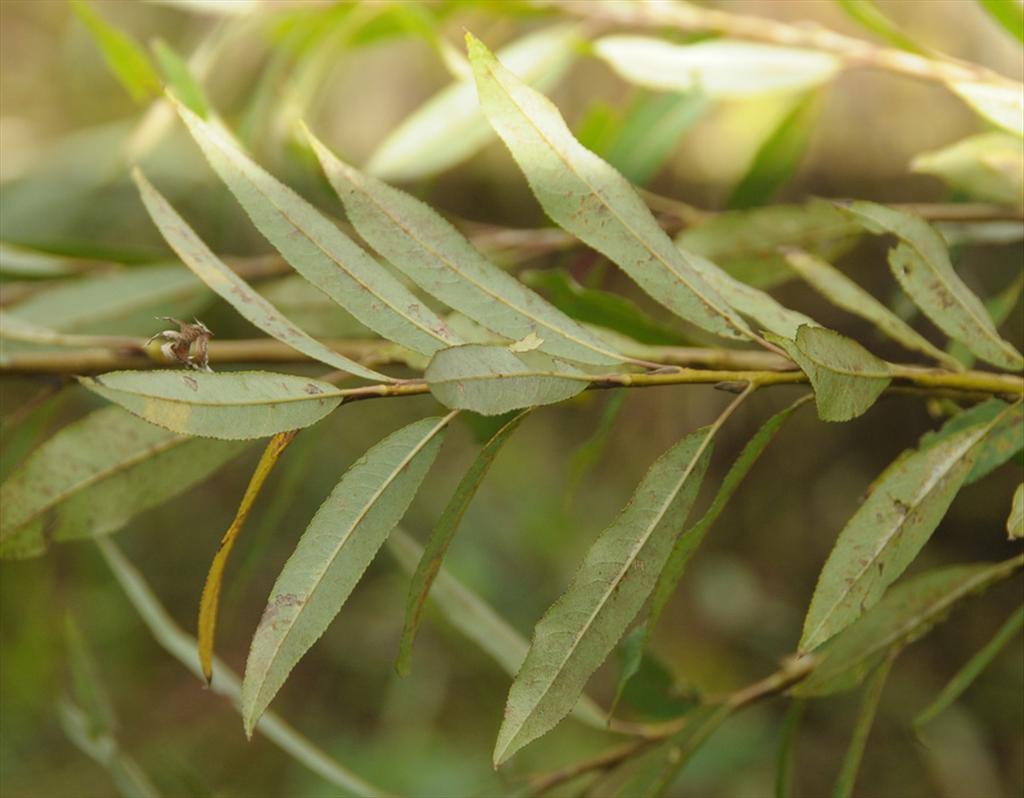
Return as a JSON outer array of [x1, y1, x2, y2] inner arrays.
[[479, 55, 749, 341], [246, 414, 452, 714], [803, 420, 995, 649]]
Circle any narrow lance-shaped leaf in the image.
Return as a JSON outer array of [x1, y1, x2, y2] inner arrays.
[[386, 528, 607, 728], [96, 540, 386, 798], [796, 555, 1024, 696], [615, 395, 812, 707], [784, 248, 963, 370], [832, 654, 895, 798], [835, 0, 926, 52], [728, 91, 820, 210], [80, 371, 342, 440], [947, 273, 1023, 369], [839, 201, 1024, 371], [467, 33, 756, 345], [593, 37, 840, 98], [494, 426, 714, 765], [917, 398, 1022, 486], [914, 604, 1024, 729], [911, 133, 1024, 205], [170, 97, 461, 356], [767, 326, 892, 422], [367, 25, 581, 182], [977, 0, 1024, 44], [133, 169, 390, 382], [241, 415, 453, 736], [306, 128, 624, 367], [425, 344, 588, 416], [397, 411, 528, 676], [1009, 484, 1024, 540], [695, 254, 818, 339], [948, 79, 1024, 137], [199, 430, 299, 684], [150, 38, 210, 118], [0, 406, 248, 559], [800, 403, 1014, 652], [71, 0, 161, 103]]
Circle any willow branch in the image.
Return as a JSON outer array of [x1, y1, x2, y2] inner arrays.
[[542, 0, 1020, 89]]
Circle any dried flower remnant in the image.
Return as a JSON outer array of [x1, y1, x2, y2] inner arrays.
[[146, 316, 214, 372]]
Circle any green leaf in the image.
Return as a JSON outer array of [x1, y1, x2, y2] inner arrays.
[[386, 528, 607, 728], [150, 38, 210, 118], [835, 0, 926, 52], [603, 92, 711, 186], [831, 654, 895, 798], [977, 0, 1024, 43], [0, 406, 247, 559], [917, 398, 1022, 485], [71, 0, 161, 103], [80, 371, 342, 440], [305, 129, 624, 367], [695, 255, 818, 338], [841, 201, 1024, 371], [915, 604, 1024, 729], [96, 539, 385, 797], [593, 37, 840, 98], [521, 269, 684, 346], [425, 344, 588, 415], [171, 98, 460, 356], [784, 249, 963, 370], [727, 92, 820, 209], [4, 264, 207, 336], [911, 133, 1024, 205], [133, 168, 388, 382], [795, 555, 1024, 696], [675, 201, 861, 289], [617, 395, 810, 708], [1009, 484, 1024, 539], [494, 427, 713, 765], [397, 411, 528, 676], [767, 326, 891, 422], [948, 79, 1024, 137], [241, 416, 452, 735], [0, 242, 100, 278], [947, 273, 1023, 369], [367, 25, 581, 181], [799, 405, 1011, 652], [467, 33, 755, 344]]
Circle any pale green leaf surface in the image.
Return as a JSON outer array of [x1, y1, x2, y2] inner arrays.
[[618, 396, 809, 706], [133, 169, 388, 381], [913, 604, 1024, 728], [4, 263, 207, 336], [386, 528, 606, 728], [800, 407, 1008, 652], [784, 249, 962, 369], [767, 327, 891, 422], [256, 275, 374, 340], [949, 80, 1024, 137], [494, 427, 713, 765], [912, 133, 1024, 205], [306, 131, 623, 366], [172, 99, 460, 356], [467, 34, 754, 343], [0, 242, 99, 278], [695, 254, 818, 338], [918, 398, 1022, 485], [151, 38, 210, 118], [842, 201, 1024, 371], [1009, 484, 1024, 539], [241, 416, 451, 735], [947, 273, 1023, 369], [425, 344, 587, 415], [367, 25, 580, 181], [0, 406, 247, 559], [80, 370, 342, 440], [593, 37, 840, 98], [397, 411, 528, 675], [796, 556, 1024, 696]]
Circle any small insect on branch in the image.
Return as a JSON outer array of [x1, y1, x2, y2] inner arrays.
[[146, 317, 214, 372]]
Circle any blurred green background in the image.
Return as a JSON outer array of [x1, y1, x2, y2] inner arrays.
[[1, 1, 1022, 796]]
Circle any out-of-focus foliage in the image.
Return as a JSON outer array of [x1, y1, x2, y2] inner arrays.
[[1, 2, 1021, 798]]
